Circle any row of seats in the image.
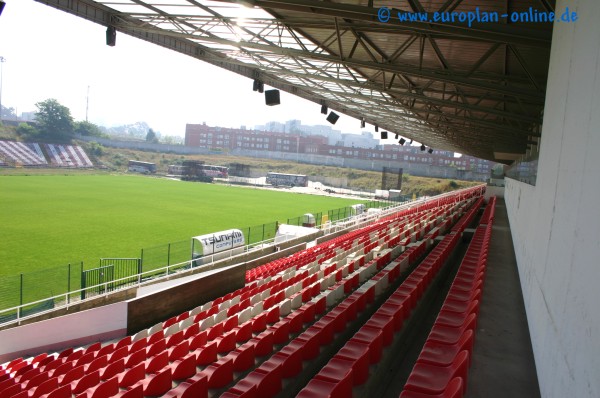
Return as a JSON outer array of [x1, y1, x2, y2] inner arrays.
[[297, 230, 463, 397], [218, 196, 483, 397], [400, 198, 495, 398], [0, 187, 487, 398]]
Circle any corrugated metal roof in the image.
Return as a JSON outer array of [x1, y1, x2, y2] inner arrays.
[[39, 0, 554, 161]]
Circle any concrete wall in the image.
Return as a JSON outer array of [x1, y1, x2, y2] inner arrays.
[[0, 302, 127, 363], [504, 1, 600, 396]]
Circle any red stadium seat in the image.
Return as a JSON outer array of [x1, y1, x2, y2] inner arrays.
[[144, 351, 168, 374], [251, 330, 274, 357], [100, 359, 125, 381], [70, 370, 100, 395], [40, 383, 71, 398], [58, 365, 85, 386], [201, 357, 234, 389], [118, 363, 145, 389], [216, 330, 237, 354], [400, 377, 463, 398], [163, 375, 207, 398], [234, 322, 253, 343], [116, 383, 143, 398], [227, 343, 255, 372], [124, 349, 146, 369], [84, 354, 108, 373], [195, 341, 218, 366], [75, 375, 118, 398], [170, 353, 197, 381], [403, 351, 469, 395], [188, 331, 207, 351], [168, 340, 190, 362], [418, 330, 474, 367], [137, 368, 172, 397], [335, 340, 370, 386]]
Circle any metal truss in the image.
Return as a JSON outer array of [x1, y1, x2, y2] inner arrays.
[[36, 0, 553, 161]]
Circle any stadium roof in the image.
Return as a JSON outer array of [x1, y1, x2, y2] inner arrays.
[[37, 0, 554, 162]]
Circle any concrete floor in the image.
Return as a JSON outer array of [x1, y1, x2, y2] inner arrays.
[[465, 198, 540, 397]]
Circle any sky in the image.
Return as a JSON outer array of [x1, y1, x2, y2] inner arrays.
[[0, 0, 372, 138]]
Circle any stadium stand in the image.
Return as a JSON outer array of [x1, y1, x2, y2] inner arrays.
[[0, 140, 47, 166], [0, 187, 492, 398], [48, 144, 94, 168], [0, 140, 93, 168]]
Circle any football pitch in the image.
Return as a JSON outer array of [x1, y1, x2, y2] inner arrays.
[[0, 174, 362, 277]]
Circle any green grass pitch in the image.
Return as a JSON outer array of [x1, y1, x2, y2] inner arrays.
[[0, 174, 360, 277], [0, 174, 362, 312]]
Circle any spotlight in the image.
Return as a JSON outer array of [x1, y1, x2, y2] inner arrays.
[[253, 79, 260, 91], [258, 81, 264, 93], [106, 26, 116, 46], [321, 104, 328, 114], [394, 134, 399, 140], [360, 118, 365, 128], [420, 144, 426, 151], [409, 139, 413, 145], [326, 111, 339, 124], [381, 131, 388, 139], [428, 148, 433, 154], [265, 89, 280, 106], [375, 125, 379, 132], [399, 138, 406, 145], [0, 1, 5, 16]]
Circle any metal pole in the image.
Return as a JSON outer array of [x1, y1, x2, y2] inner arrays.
[[167, 243, 171, 266], [85, 85, 90, 122], [68, 264, 71, 304], [0, 56, 5, 121], [19, 273, 23, 319]]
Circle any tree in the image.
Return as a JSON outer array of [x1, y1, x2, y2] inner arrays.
[[35, 98, 74, 139], [74, 120, 103, 137], [146, 128, 159, 143], [1, 105, 17, 120]]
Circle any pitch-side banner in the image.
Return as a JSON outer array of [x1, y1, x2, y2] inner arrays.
[[193, 229, 245, 255]]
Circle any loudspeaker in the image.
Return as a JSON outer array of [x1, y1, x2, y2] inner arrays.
[[265, 89, 280, 106], [420, 144, 426, 151], [399, 138, 406, 145], [326, 111, 339, 125], [321, 104, 328, 114], [258, 81, 264, 93], [428, 148, 433, 154], [360, 118, 365, 128], [381, 131, 388, 139], [106, 26, 116, 46], [375, 125, 379, 132], [253, 80, 260, 92]]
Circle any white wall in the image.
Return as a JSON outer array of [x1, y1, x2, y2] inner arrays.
[[505, 1, 600, 397], [0, 302, 127, 364]]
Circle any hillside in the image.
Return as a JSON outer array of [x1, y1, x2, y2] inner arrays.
[[0, 124, 479, 196]]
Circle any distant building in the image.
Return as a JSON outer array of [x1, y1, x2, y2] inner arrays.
[[185, 123, 327, 153], [185, 123, 495, 176], [20, 112, 36, 122]]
